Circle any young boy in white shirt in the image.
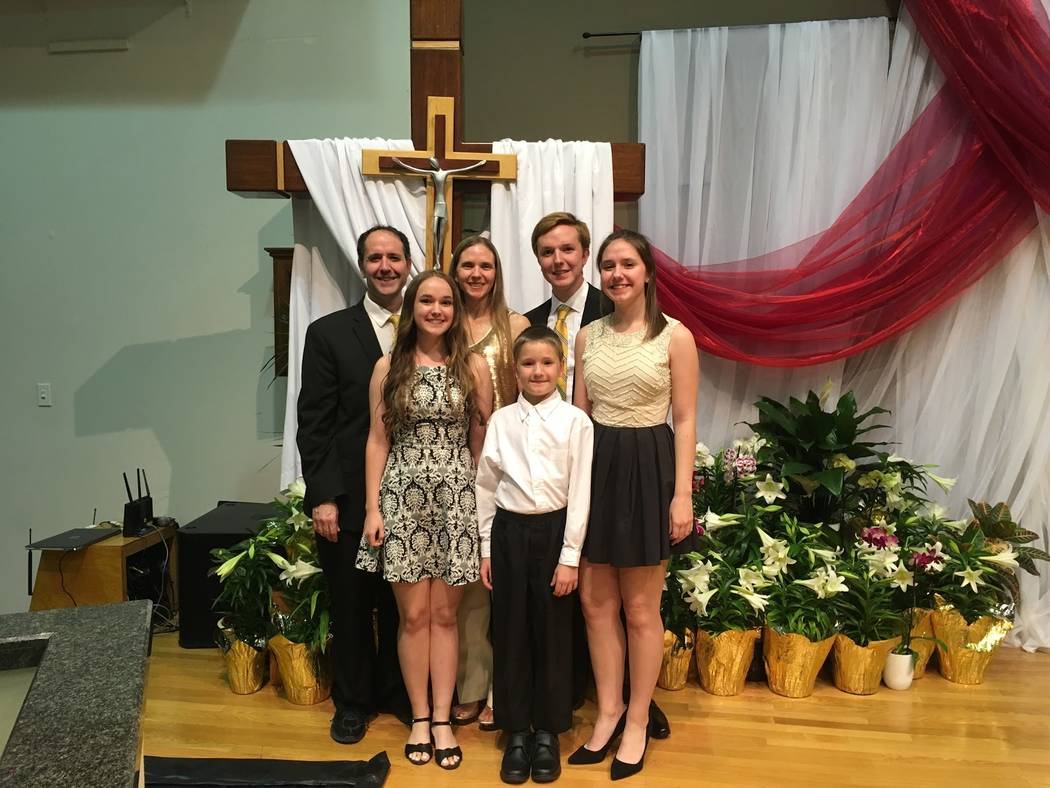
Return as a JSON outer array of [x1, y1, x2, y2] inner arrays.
[[477, 325, 594, 785]]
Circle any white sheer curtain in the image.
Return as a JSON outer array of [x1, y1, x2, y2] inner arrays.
[[638, 13, 1050, 649], [489, 139, 614, 313], [279, 138, 426, 487]]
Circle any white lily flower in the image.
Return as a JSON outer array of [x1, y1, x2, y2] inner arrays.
[[861, 548, 900, 577], [822, 568, 849, 596], [889, 564, 915, 591], [737, 567, 771, 591], [806, 546, 839, 565], [284, 478, 307, 500], [694, 443, 716, 469], [923, 503, 947, 521], [266, 551, 292, 570], [730, 586, 769, 612], [955, 566, 984, 592], [676, 560, 715, 594], [794, 574, 827, 598], [761, 553, 796, 576], [280, 559, 323, 585], [887, 453, 909, 464], [686, 587, 718, 616], [215, 550, 246, 580], [818, 378, 835, 409], [287, 509, 311, 530], [980, 545, 1020, 569], [755, 474, 786, 505], [703, 509, 744, 531], [927, 472, 957, 493]]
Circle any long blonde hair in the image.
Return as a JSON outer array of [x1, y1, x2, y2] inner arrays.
[[449, 235, 516, 404], [382, 270, 477, 433]]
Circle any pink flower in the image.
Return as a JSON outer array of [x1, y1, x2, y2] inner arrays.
[[733, 455, 757, 476], [693, 518, 706, 536], [723, 449, 738, 464], [861, 526, 898, 549]]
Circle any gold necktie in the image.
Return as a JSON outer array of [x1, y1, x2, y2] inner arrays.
[[388, 313, 400, 347], [553, 303, 572, 399]]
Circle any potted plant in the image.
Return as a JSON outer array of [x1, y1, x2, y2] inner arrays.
[[659, 554, 696, 690], [831, 550, 902, 694], [927, 501, 1047, 685], [209, 539, 278, 695], [678, 554, 764, 696]]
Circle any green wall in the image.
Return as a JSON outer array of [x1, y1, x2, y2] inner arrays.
[[0, 0, 409, 612]]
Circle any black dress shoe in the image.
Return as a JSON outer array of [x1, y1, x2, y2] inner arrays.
[[500, 731, 532, 784], [531, 730, 561, 783], [568, 711, 626, 765], [330, 708, 368, 744], [647, 700, 670, 740], [611, 728, 649, 781]]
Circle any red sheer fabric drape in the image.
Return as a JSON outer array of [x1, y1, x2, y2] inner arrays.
[[654, 0, 1050, 366]]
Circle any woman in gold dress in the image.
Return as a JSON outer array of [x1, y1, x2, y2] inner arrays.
[[449, 235, 530, 729]]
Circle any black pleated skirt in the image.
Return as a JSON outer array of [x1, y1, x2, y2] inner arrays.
[[584, 422, 697, 567]]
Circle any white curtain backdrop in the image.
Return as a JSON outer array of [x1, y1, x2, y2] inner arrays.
[[280, 138, 426, 487], [489, 139, 614, 313], [638, 13, 1050, 649]]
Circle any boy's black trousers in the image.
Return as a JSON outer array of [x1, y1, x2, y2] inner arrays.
[[491, 507, 574, 734]]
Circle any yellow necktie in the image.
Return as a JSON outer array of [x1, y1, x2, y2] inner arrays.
[[388, 313, 400, 347], [553, 303, 572, 399]]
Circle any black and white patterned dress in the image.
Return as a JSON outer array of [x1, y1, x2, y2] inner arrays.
[[355, 365, 480, 585]]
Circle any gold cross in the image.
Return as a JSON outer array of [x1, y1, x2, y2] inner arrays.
[[361, 96, 517, 271]]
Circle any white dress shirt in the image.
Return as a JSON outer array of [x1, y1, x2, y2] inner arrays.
[[476, 391, 594, 567], [546, 282, 589, 397], [362, 293, 399, 354]]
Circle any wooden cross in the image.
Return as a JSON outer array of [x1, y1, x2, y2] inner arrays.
[[224, 0, 644, 375], [361, 95, 516, 270]]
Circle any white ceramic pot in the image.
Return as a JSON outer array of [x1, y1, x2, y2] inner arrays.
[[883, 651, 916, 691]]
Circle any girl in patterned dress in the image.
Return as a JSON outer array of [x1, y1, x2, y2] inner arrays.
[[357, 270, 493, 769], [570, 230, 699, 780], [448, 235, 530, 730]]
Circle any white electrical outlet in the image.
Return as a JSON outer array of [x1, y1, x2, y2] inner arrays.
[[36, 383, 52, 407]]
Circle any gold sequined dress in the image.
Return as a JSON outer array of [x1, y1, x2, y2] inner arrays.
[[470, 317, 520, 410]]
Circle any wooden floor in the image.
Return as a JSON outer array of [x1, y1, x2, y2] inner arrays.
[[143, 633, 1050, 787]]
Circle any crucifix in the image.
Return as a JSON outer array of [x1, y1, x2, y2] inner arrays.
[[224, 0, 645, 373], [361, 95, 517, 270]]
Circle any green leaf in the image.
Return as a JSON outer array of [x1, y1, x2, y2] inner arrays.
[[781, 461, 815, 476], [811, 468, 845, 496], [1010, 529, 1041, 545]]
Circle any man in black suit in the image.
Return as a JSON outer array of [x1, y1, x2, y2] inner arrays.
[[297, 225, 412, 744], [524, 212, 672, 741]]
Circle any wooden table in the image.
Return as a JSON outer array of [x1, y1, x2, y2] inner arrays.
[[30, 526, 178, 612]]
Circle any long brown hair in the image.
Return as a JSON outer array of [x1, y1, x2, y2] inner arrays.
[[595, 229, 668, 341], [449, 235, 516, 404], [382, 270, 477, 433]]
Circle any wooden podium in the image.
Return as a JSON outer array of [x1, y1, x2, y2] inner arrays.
[[30, 526, 178, 611]]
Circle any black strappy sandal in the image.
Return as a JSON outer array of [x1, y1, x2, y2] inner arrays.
[[431, 719, 463, 770], [404, 716, 433, 766]]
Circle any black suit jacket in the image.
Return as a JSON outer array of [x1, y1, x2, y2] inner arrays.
[[524, 283, 611, 330], [297, 301, 382, 534]]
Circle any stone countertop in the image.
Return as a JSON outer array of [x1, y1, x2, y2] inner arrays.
[[0, 600, 151, 787]]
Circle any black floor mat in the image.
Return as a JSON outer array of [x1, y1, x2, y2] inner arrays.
[[143, 751, 389, 786]]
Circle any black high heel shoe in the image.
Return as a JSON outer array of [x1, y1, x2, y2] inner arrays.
[[403, 716, 433, 766], [431, 719, 463, 770], [610, 725, 649, 781], [567, 710, 627, 765]]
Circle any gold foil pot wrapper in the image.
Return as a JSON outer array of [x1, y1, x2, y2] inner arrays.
[[909, 608, 936, 678], [832, 635, 900, 695], [932, 605, 1011, 685], [658, 629, 695, 690], [762, 626, 835, 698], [695, 628, 760, 696], [268, 634, 332, 704], [219, 628, 268, 695]]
